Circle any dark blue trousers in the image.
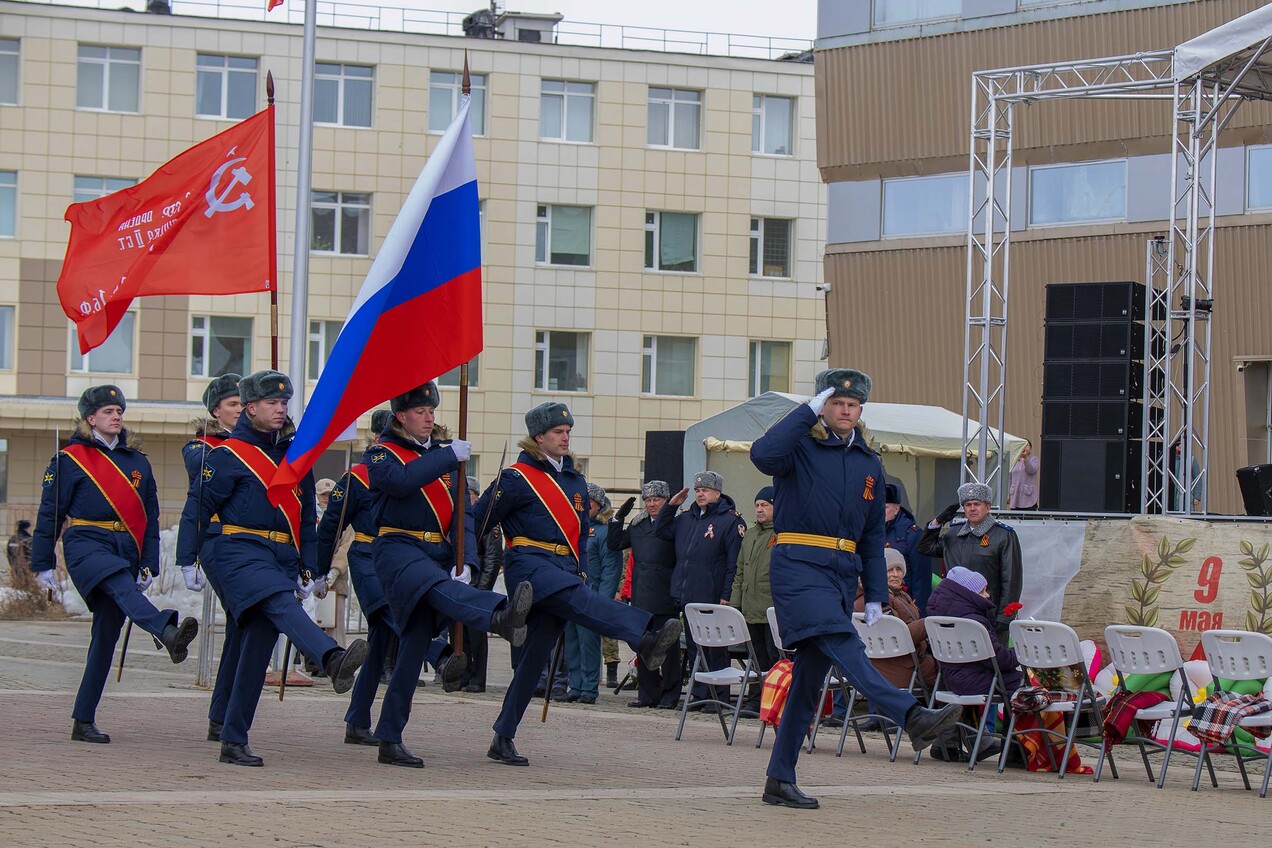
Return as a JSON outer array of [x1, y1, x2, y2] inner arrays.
[[72, 570, 176, 722], [563, 620, 600, 698], [220, 591, 339, 745], [766, 630, 919, 783], [208, 616, 241, 725], [493, 585, 651, 738], [345, 610, 394, 729]]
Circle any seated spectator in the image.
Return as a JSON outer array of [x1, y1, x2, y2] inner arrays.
[[925, 567, 1021, 696], [853, 548, 936, 691]]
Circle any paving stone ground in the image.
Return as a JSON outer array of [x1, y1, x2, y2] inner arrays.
[[0, 619, 1265, 847]]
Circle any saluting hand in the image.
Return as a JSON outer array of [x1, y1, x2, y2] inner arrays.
[[669, 487, 689, 507], [934, 503, 961, 527], [807, 386, 835, 417], [614, 496, 636, 523]]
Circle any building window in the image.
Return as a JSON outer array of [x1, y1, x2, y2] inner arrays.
[[882, 173, 968, 237], [0, 38, 18, 105], [311, 191, 370, 255], [535, 205, 591, 266], [534, 330, 589, 392], [76, 44, 140, 113], [642, 335, 696, 397], [874, 0, 960, 25], [0, 171, 14, 238], [1247, 145, 1272, 211], [190, 315, 252, 378], [752, 95, 793, 156], [196, 54, 257, 119], [72, 176, 135, 204], [308, 319, 342, 380], [540, 80, 595, 143], [749, 218, 793, 278], [1029, 160, 1127, 226], [0, 438, 8, 503], [314, 63, 373, 128], [0, 305, 13, 369], [647, 87, 701, 150], [437, 355, 480, 387], [749, 340, 791, 396], [429, 71, 486, 135], [70, 311, 135, 374], [644, 211, 698, 272]]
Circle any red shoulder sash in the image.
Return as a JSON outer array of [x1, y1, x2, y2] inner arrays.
[[349, 464, 370, 489], [379, 442, 454, 534], [221, 439, 302, 551], [195, 434, 226, 448], [509, 462, 582, 561], [60, 443, 148, 553]]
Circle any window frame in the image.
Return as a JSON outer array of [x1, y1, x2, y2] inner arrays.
[[534, 204, 592, 267], [1027, 159, 1128, 228], [751, 94, 794, 157], [76, 44, 141, 114], [310, 191, 371, 256], [539, 79, 596, 144], [189, 314, 253, 379], [437, 355, 480, 388], [429, 70, 486, 136], [872, 0, 961, 27], [646, 86, 702, 150], [313, 62, 374, 129], [72, 175, 136, 205], [643, 211, 699, 273], [308, 319, 343, 381], [0, 304, 14, 371], [748, 339, 792, 397], [641, 334, 697, 398], [748, 217, 794, 279], [881, 172, 969, 238], [533, 330, 590, 393], [0, 170, 15, 239], [69, 310, 137, 375], [1246, 144, 1272, 212], [195, 53, 259, 120], [0, 38, 19, 106]]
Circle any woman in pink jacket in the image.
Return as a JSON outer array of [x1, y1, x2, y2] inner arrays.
[[1007, 441, 1040, 510]]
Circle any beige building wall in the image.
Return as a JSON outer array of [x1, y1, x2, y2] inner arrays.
[[0, 1, 826, 520]]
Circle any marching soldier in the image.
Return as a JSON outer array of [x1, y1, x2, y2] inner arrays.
[[364, 382, 532, 768], [32, 385, 200, 744], [176, 372, 242, 742], [181, 370, 368, 767], [750, 369, 961, 809], [474, 402, 682, 766]]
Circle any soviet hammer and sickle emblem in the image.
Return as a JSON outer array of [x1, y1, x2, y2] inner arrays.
[[204, 151, 255, 218]]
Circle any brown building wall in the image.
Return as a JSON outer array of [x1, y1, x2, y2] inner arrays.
[[17, 258, 68, 397], [824, 218, 1272, 515], [138, 294, 191, 403], [815, 0, 1272, 181]]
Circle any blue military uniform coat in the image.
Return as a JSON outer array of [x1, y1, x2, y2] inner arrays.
[[176, 430, 230, 594], [32, 429, 161, 609], [364, 430, 477, 629], [177, 417, 317, 621], [317, 464, 386, 619], [654, 494, 747, 606], [750, 405, 888, 646]]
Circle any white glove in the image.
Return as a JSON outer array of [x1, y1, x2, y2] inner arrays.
[[451, 564, 473, 585], [37, 570, 59, 591], [311, 576, 329, 599], [449, 439, 473, 462], [136, 570, 155, 592], [181, 565, 206, 592], [864, 602, 883, 628], [808, 387, 835, 417], [295, 575, 314, 600]]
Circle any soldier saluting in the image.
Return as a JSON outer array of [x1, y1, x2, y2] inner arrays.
[[181, 370, 368, 767], [475, 402, 682, 767], [32, 385, 200, 745]]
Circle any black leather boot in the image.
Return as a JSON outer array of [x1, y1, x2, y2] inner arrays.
[[324, 639, 370, 695], [207, 719, 223, 742], [906, 703, 962, 752], [489, 582, 533, 645], [486, 734, 529, 766], [762, 777, 819, 809], [605, 661, 619, 688], [436, 651, 469, 693], [378, 741, 424, 768], [219, 741, 263, 767], [71, 720, 110, 743], [344, 723, 377, 746], [638, 618, 682, 671], [160, 616, 200, 664]]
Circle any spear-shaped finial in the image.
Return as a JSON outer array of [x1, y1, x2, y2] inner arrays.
[[266, 70, 275, 105], [462, 51, 471, 96]]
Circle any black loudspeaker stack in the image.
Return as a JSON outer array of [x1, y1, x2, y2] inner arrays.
[[643, 430, 684, 492], [1039, 282, 1152, 513], [1235, 465, 1272, 517]]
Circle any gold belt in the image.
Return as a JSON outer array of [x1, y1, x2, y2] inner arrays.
[[775, 532, 857, 553], [221, 524, 293, 544], [378, 527, 444, 543], [210, 513, 220, 523], [353, 532, 375, 544], [509, 536, 573, 557], [68, 518, 127, 532]]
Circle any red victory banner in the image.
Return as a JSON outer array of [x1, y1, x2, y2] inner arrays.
[[58, 106, 276, 353]]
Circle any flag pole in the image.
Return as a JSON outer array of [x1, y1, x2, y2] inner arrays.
[[287, 0, 318, 411], [267, 71, 279, 370]]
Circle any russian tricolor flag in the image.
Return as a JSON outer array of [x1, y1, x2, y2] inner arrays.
[[268, 96, 482, 504]]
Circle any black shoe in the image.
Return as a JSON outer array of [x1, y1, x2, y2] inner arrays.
[[487, 734, 529, 766], [762, 777, 819, 810], [856, 717, 883, 732], [71, 720, 110, 744], [489, 582, 533, 646], [656, 701, 679, 710], [564, 693, 580, 703], [820, 716, 844, 729], [605, 662, 619, 688], [627, 699, 655, 708], [378, 741, 424, 768], [436, 652, 468, 693], [207, 720, 223, 742], [324, 639, 369, 695], [906, 703, 962, 752], [638, 618, 682, 671], [462, 684, 485, 693], [687, 702, 719, 714], [160, 616, 199, 664], [973, 742, 1003, 762], [577, 694, 597, 705], [344, 723, 377, 746], [219, 741, 263, 767]]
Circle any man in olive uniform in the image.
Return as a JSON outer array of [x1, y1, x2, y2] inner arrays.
[[731, 486, 778, 713], [917, 482, 1023, 638]]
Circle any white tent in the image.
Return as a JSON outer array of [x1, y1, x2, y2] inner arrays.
[[681, 393, 1027, 521]]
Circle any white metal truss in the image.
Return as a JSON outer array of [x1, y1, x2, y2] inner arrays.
[[1141, 237, 1170, 512]]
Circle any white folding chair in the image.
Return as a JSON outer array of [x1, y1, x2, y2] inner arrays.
[[1004, 620, 1111, 779], [919, 616, 1012, 769], [1193, 629, 1272, 798], [1097, 624, 1210, 788], [675, 603, 762, 746], [844, 611, 930, 762]]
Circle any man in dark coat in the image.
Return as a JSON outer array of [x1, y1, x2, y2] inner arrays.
[[749, 368, 961, 809], [474, 402, 682, 766], [180, 370, 368, 767], [608, 480, 680, 708], [176, 372, 242, 742], [884, 483, 932, 616], [33, 385, 200, 744], [917, 482, 1023, 638], [460, 474, 505, 693], [654, 470, 746, 708], [6, 519, 31, 569]]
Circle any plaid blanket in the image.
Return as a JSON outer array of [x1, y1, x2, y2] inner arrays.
[[1102, 690, 1170, 751], [1010, 686, 1079, 714], [1190, 692, 1272, 747], [759, 659, 833, 728]]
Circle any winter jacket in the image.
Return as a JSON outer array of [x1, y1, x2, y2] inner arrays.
[[589, 512, 623, 598], [654, 494, 747, 606], [852, 584, 936, 690], [917, 518, 1022, 636], [885, 505, 932, 615], [608, 510, 678, 614], [317, 463, 386, 618], [730, 520, 774, 624], [925, 578, 1021, 696]]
